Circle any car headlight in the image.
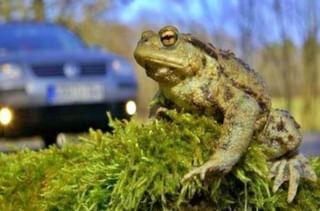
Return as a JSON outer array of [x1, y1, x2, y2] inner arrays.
[[125, 100, 137, 115], [111, 59, 134, 76], [0, 107, 13, 126], [0, 63, 23, 80]]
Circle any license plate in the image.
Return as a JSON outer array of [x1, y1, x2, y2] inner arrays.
[[47, 83, 105, 104]]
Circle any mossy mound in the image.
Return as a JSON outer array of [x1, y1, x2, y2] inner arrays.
[[0, 110, 319, 210]]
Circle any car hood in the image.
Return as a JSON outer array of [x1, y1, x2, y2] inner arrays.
[[0, 49, 116, 64]]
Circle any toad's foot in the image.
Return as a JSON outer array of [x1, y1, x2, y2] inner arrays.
[[182, 159, 233, 182], [153, 107, 172, 120], [269, 154, 317, 203]]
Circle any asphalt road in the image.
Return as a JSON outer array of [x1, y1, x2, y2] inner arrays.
[[1, 133, 320, 156], [0, 133, 68, 152], [300, 133, 320, 156]]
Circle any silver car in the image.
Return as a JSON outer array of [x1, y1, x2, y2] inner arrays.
[[0, 22, 137, 146]]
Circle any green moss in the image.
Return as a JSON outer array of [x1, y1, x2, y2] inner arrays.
[[0, 110, 319, 210]]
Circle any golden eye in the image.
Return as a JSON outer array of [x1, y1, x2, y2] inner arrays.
[[159, 26, 178, 47]]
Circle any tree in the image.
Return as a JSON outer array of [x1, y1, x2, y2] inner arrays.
[[0, 0, 12, 20], [273, 0, 296, 112], [32, 0, 45, 21], [301, 0, 318, 130]]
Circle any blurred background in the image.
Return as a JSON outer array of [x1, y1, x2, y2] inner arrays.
[[0, 0, 319, 151]]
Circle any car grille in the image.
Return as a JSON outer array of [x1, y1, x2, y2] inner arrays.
[[81, 63, 106, 76], [32, 64, 64, 77], [32, 63, 106, 77]]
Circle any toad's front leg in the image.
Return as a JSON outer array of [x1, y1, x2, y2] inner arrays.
[[183, 95, 260, 181], [269, 154, 317, 203]]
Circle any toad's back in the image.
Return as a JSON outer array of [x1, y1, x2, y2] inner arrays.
[[188, 37, 271, 113]]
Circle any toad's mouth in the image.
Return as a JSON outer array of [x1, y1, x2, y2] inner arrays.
[[145, 62, 180, 83], [143, 57, 185, 81], [135, 55, 187, 85], [144, 57, 185, 70]]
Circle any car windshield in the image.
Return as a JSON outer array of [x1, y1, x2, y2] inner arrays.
[[0, 24, 86, 53]]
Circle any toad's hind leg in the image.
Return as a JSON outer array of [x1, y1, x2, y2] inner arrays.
[[259, 109, 317, 203]]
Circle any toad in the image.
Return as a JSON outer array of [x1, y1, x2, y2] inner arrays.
[[134, 26, 317, 203]]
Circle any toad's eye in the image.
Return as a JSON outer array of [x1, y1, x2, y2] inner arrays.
[[159, 26, 178, 47]]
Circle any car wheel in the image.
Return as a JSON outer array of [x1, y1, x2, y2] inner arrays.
[[42, 133, 57, 147]]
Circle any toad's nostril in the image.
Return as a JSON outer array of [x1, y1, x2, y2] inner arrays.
[[141, 36, 149, 42], [141, 30, 154, 42]]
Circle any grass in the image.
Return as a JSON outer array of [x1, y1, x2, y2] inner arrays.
[[0, 110, 319, 210]]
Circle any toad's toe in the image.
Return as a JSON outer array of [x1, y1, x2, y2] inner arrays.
[[269, 160, 281, 179], [287, 159, 300, 203], [272, 160, 289, 193], [295, 154, 317, 182]]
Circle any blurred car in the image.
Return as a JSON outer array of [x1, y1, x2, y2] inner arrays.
[[0, 22, 137, 146]]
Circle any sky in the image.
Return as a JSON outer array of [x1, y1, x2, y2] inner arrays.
[[106, 0, 221, 25], [104, 0, 233, 35], [101, 0, 317, 46], [45, 0, 320, 47]]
